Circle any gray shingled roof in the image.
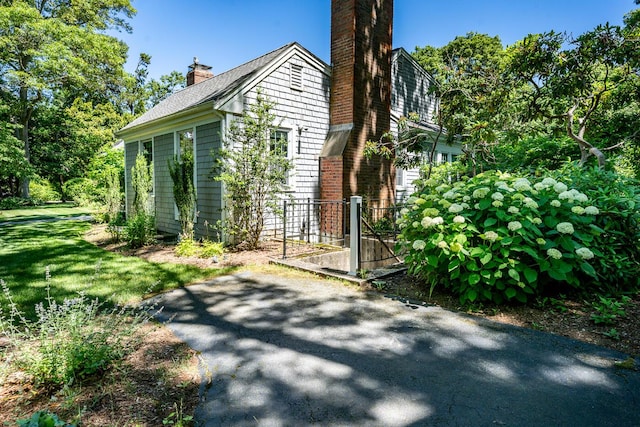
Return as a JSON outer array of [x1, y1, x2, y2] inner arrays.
[[120, 42, 296, 132]]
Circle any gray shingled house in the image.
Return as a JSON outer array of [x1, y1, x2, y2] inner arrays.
[[117, 1, 461, 240], [117, 43, 461, 239]]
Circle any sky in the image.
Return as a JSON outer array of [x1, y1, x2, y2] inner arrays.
[[114, 0, 636, 81]]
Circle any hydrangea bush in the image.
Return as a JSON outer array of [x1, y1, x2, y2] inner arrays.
[[398, 171, 600, 304]]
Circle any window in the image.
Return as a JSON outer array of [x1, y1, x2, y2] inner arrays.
[[178, 129, 194, 161], [396, 168, 405, 187], [270, 129, 291, 186], [141, 139, 153, 193], [290, 63, 303, 91]]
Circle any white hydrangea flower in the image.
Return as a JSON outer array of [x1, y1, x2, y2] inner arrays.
[[414, 198, 426, 205], [453, 215, 466, 224], [449, 203, 464, 213], [400, 208, 409, 216], [437, 240, 449, 249], [551, 200, 561, 207], [412, 221, 420, 229], [585, 206, 599, 215], [534, 182, 547, 191], [432, 216, 444, 225], [554, 182, 568, 193], [483, 231, 499, 242], [576, 247, 595, 260], [461, 203, 470, 209], [491, 192, 504, 201], [442, 190, 457, 200], [547, 248, 563, 260], [532, 217, 543, 225], [473, 187, 490, 199], [575, 193, 588, 203], [435, 184, 450, 193], [571, 206, 585, 215], [474, 203, 481, 210], [513, 178, 532, 192], [556, 222, 575, 234], [421, 216, 434, 228], [406, 197, 417, 205], [508, 221, 522, 231], [412, 240, 426, 250], [541, 177, 557, 186], [508, 206, 519, 214], [492, 200, 503, 208], [462, 195, 471, 202], [423, 208, 440, 217]]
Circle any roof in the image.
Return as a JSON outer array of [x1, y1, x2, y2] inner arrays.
[[120, 42, 299, 133]]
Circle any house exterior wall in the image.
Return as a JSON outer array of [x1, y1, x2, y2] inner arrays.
[[391, 50, 438, 124], [124, 141, 139, 217], [152, 132, 181, 236], [243, 52, 331, 201], [194, 121, 223, 237]]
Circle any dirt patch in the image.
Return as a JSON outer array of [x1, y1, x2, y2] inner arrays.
[[0, 325, 200, 426], [370, 271, 640, 358]]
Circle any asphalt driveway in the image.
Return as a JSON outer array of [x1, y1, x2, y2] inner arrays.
[[150, 271, 640, 426]]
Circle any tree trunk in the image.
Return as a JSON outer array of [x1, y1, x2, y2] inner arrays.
[[566, 107, 605, 169]]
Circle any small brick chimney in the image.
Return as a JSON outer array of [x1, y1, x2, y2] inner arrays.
[[320, 0, 395, 207], [186, 57, 213, 86]]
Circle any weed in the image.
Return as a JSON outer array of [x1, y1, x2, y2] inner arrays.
[[590, 295, 630, 325], [16, 410, 76, 427], [371, 280, 387, 291], [162, 400, 194, 426], [0, 268, 159, 388], [603, 328, 621, 340]]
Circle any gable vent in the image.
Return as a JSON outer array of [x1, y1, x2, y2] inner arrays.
[[290, 63, 303, 91]]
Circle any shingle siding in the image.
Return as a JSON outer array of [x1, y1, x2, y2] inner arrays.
[[195, 121, 223, 237], [244, 53, 331, 202], [153, 133, 181, 236], [391, 49, 437, 123], [124, 142, 139, 216]]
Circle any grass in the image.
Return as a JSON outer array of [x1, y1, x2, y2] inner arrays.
[[0, 216, 235, 317], [0, 202, 94, 222]]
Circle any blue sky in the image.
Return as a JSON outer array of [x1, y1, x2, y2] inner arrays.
[[116, 0, 635, 80]]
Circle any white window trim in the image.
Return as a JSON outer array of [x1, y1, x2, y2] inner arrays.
[[275, 120, 296, 191], [173, 127, 197, 222]]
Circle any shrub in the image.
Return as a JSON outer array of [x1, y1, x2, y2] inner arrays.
[[63, 178, 98, 206], [0, 196, 38, 210], [0, 271, 155, 388], [29, 178, 61, 203], [550, 164, 640, 292], [175, 238, 225, 259], [124, 212, 155, 248], [399, 170, 600, 304]]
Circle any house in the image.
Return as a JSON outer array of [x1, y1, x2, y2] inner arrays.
[[117, 0, 461, 239]]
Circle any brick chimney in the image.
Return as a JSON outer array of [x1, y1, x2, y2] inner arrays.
[[320, 0, 395, 206], [186, 57, 213, 86]]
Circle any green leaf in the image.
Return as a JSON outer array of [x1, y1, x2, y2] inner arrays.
[[468, 273, 481, 285], [470, 247, 484, 257], [505, 288, 517, 299], [523, 267, 538, 284], [508, 268, 520, 282], [548, 269, 566, 281], [581, 262, 597, 278], [480, 252, 493, 265], [427, 255, 439, 268], [479, 199, 491, 210], [448, 258, 460, 272], [484, 217, 497, 227], [467, 289, 478, 302], [501, 237, 513, 246]]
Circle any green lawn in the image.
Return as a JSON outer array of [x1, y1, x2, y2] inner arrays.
[[0, 216, 234, 318], [0, 203, 93, 222]]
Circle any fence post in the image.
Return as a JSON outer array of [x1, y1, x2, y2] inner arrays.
[[306, 197, 311, 243], [282, 200, 287, 259], [349, 196, 362, 276]]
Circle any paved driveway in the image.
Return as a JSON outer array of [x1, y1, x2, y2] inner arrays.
[[150, 271, 640, 426]]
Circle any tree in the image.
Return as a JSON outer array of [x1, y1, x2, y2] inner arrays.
[[413, 33, 510, 175], [0, 0, 134, 197], [145, 71, 185, 110], [507, 20, 640, 169], [214, 91, 292, 250], [168, 151, 196, 241]]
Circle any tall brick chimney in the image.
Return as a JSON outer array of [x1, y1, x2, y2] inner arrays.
[[186, 57, 213, 86], [320, 0, 395, 206]]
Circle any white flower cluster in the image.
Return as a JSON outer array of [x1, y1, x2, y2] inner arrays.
[[421, 216, 444, 228], [547, 248, 563, 260], [575, 247, 595, 260], [413, 240, 426, 250], [556, 222, 575, 234], [508, 221, 522, 232]]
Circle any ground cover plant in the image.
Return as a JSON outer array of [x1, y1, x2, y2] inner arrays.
[[399, 167, 640, 305], [0, 212, 232, 424]]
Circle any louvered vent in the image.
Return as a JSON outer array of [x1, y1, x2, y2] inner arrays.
[[290, 64, 303, 91]]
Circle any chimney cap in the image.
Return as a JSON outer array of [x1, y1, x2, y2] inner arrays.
[[188, 58, 212, 72]]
